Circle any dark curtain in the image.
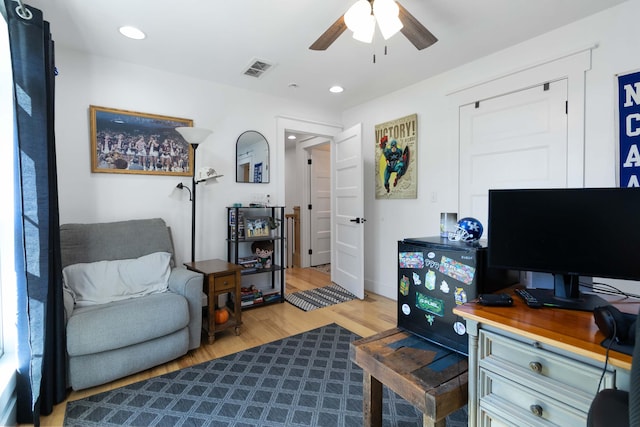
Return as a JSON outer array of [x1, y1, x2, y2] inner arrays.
[[4, 1, 67, 424]]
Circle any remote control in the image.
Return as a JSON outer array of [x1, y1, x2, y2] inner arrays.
[[514, 288, 544, 308]]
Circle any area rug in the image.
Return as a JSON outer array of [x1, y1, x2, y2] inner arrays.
[[310, 263, 331, 274], [285, 284, 357, 312], [64, 324, 425, 426]]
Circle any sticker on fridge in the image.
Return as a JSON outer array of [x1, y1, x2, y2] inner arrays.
[[415, 292, 445, 317], [399, 251, 424, 269], [438, 255, 476, 285]]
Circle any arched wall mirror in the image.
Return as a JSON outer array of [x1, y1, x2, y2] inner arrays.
[[236, 130, 269, 183]]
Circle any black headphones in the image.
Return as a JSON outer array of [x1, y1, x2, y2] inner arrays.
[[593, 305, 637, 345]]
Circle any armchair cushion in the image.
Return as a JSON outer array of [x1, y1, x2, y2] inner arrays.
[[60, 218, 175, 268], [63, 251, 171, 307], [66, 292, 189, 356]]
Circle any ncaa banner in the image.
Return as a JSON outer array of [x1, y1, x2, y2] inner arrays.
[[618, 70, 640, 187]]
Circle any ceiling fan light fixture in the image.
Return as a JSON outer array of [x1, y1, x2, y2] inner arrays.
[[376, 14, 403, 40], [345, 0, 375, 43], [373, 0, 403, 40], [352, 15, 375, 43]]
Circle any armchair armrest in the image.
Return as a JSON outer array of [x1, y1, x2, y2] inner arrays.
[[63, 286, 75, 323], [168, 267, 203, 349]]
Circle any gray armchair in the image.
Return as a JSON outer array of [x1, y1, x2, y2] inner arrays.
[[60, 218, 203, 390]]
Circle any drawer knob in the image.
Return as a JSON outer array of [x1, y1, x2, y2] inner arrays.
[[529, 361, 542, 373], [529, 404, 543, 417]]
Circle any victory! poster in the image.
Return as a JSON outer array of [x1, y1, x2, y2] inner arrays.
[[375, 114, 417, 199]]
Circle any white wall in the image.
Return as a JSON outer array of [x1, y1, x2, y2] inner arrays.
[[54, 1, 640, 299], [342, 0, 640, 299], [53, 48, 340, 266]]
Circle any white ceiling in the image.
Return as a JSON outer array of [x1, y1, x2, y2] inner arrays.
[[25, 0, 629, 110]]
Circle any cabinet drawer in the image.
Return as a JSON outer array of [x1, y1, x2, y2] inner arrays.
[[212, 273, 236, 291], [479, 329, 614, 400], [479, 368, 586, 426]]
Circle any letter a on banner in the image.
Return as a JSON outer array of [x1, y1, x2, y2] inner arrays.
[[617, 70, 640, 187]]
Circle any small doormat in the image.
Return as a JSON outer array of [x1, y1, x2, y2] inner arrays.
[[310, 263, 331, 274], [285, 284, 357, 312]]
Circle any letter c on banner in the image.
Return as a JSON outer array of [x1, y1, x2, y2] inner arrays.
[[626, 113, 640, 137]]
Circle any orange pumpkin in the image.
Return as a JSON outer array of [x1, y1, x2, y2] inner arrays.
[[214, 308, 229, 324]]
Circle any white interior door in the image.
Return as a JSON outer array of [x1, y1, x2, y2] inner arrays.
[[331, 124, 364, 299], [459, 79, 569, 232], [310, 146, 331, 266]]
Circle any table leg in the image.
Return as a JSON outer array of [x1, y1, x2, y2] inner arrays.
[[423, 414, 447, 427], [466, 319, 479, 427], [363, 372, 382, 427]]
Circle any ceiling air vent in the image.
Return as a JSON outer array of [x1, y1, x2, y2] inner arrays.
[[243, 58, 274, 78]]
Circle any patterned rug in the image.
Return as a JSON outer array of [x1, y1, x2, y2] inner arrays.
[[310, 263, 331, 274], [285, 284, 357, 312], [64, 324, 428, 426]]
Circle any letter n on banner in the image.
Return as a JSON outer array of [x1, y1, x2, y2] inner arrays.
[[617, 70, 640, 187]]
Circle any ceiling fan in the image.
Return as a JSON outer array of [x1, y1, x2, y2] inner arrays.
[[309, 0, 437, 51]]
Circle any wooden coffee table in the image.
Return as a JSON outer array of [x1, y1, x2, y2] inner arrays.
[[350, 328, 468, 427]]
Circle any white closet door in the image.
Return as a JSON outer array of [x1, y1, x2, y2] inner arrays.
[[459, 79, 569, 234]]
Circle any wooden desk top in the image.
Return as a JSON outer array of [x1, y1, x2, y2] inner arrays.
[[453, 288, 638, 371]]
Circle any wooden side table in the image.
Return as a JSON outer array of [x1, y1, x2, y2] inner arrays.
[[350, 328, 468, 427], [184, 259, 242, 344]]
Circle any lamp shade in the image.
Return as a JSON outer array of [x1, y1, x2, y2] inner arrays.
[[344, 0, 403, 44], [344, 0, 372, 33], [373, 0, 403, 40], [175, 127, 213, 145], [352, 14, 375, 43]]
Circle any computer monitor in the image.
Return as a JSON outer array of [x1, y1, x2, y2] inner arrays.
[[487, 187, 640, 311]]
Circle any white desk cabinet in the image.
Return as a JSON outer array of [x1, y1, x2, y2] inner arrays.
[[454, 290, 634, 427]]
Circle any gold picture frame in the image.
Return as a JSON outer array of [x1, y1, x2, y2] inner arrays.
[[90, 105, 194, 176]]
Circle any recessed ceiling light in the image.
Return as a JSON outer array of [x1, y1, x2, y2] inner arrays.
[[329, 85, 344, 93], [287, 135, 297, 140], [119, 26, 146, 40]]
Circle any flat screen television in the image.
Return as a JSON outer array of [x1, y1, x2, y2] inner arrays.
[[488, 187, 640, 311]]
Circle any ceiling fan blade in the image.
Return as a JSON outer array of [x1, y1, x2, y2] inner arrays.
[[397, 2, 438, 50], [309, 15, 347, 50]]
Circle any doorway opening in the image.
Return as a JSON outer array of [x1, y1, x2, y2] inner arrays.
[[284, 132, 332, 274], [283, 139, 332, 294]]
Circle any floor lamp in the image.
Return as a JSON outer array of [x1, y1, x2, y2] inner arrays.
[[175, 127, 213, 263]]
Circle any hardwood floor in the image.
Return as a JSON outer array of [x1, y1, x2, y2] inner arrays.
[[37, 267, 397, 426]]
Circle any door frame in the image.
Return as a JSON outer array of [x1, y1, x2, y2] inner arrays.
[[276, 116, 342, 268]]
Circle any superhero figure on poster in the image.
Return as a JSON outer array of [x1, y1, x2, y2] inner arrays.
[[379, 135, 410, 192]]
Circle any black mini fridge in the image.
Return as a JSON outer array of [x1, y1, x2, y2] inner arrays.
[[397, 236, 516, 355]]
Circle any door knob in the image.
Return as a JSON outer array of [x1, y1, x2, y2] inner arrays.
[[349, 218, 366, 223]]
